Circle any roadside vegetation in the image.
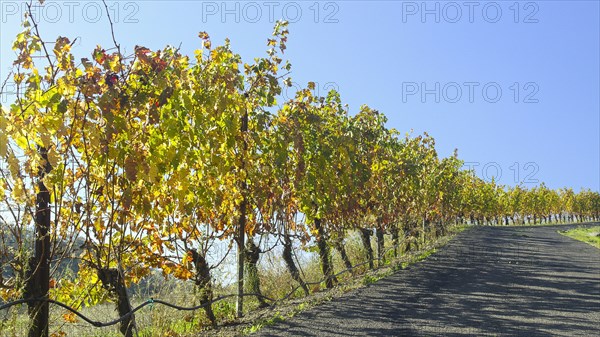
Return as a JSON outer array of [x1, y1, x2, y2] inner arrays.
[[1, 225, 466, 337], [559, 226, 600, 249]]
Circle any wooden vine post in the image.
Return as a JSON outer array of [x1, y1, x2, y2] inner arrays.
[[236, 107, 249, 317]]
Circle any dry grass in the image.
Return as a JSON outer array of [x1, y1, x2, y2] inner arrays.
[[0, 225, 467, 337]]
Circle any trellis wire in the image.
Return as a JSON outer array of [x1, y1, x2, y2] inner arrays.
[[0, 229, 448, 329]]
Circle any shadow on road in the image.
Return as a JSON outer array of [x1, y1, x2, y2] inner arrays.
[[259, 224, 600, 336]]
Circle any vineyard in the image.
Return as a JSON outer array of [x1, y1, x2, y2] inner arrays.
[[1, 3, 600, 337]]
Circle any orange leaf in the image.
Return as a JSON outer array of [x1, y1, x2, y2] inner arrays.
[[62, 312, 78, 323]]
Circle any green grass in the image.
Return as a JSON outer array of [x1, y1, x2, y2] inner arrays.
[[559, 226, 600, 249], [362, 274, 379, 286], [242, 312, 286, 335], [395, 247, 438, 270]]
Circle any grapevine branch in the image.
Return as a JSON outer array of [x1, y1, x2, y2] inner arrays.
[[0, 231, 438, 328]]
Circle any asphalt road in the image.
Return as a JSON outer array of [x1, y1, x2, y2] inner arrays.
[[258, 224, 600, 336]]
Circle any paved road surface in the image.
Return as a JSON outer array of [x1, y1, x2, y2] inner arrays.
[[258, 224, 600, 336]]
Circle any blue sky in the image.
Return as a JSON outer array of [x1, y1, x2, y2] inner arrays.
[[1, 0, 598, 191]]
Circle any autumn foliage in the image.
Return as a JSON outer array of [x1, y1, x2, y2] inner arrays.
[[0, 6, 599, 337]]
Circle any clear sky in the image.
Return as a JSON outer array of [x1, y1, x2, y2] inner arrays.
[[1, 0, 599, 191]]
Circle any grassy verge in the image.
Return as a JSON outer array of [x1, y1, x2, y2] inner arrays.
[[559, 226, 600, 249]]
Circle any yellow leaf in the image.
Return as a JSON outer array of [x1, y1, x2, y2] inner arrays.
[[173, 266, 193, 280], [109, 53, 121, 72], [47, 147, 59, 168], [8, 154, 20, 178], [148, 164, 158, 182], [15, 135, 29, 150], [12, 181, 24, 201], [39, 132, 52, 148], [162, 263, 173, 276], [0, 112, 6, 129], [0, 133, 7, 157]]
